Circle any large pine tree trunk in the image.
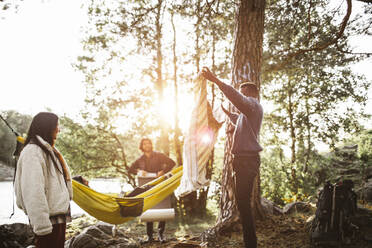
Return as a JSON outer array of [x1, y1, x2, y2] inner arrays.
[[203, 0, 266, 239]]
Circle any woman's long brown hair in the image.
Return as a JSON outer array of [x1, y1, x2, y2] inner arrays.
[[24, 112, 62, 174]]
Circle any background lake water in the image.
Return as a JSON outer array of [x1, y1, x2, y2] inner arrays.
[[0, 179, 134, 225]]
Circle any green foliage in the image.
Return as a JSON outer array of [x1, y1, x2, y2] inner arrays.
[[0, 110, 32, 165], [263, 0, 370, 150], [260, 128, 372, 206], [350, 129, 372, 165], [261, 146, 331, 206], [341, 129, 372, 186], [57, 115, 145, 186], [257, 0, 371, 204]]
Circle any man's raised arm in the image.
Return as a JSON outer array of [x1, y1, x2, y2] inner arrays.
[[201, 67, 255, 117]]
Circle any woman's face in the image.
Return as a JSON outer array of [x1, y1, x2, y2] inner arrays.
[[52, 122, 60, 142]]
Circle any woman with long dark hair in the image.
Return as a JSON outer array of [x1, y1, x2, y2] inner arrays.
[[14, 112, 72, 248]]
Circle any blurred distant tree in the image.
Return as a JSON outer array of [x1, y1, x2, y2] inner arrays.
[[57, 115, 139, 186], [0, 110, 31, 165], [120, 0, 171, 155], [344, 129, 372, 179], [75, 0, 165, 181], [169, 9, 183, 167], [262, 0, 370, 195]]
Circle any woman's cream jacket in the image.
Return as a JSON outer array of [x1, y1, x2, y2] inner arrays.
[[14, 135, 73, 235]]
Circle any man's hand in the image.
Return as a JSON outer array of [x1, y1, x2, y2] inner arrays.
[[157, 170, 165, 177], [201, 67, 219, 83]]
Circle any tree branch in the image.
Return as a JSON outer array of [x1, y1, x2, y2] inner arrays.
[[355, 0, 372, 4], [266, 0, 352, 73], [306, 0, 313, 45], [335, 43, 372, 56]]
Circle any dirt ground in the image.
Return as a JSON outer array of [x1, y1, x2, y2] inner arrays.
[[67, 206, 372, 248], [120, 213, 372, 248], [121, 213, 313, 248]]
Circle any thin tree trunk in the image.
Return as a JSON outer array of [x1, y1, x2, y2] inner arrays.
[[195, 0, 202, 73], [171, 11, 182, 166], [304, 83, 311, 173], [287, 81, 296, 164], [287, 80, 298, 193], [155, 0, 169, 155]]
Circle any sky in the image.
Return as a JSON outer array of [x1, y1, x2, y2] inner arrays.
[[0, 0, 87, 119], [0, 0, 371, 124]]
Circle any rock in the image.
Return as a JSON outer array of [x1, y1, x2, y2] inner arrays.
[[0, 223, 34, 248], [260, 197, 283, 215], [71, 213, 86, 219], [96, 221, 114, 236], [66, 223, 138, 248], [83, 225, 112, 240], [0, 162, 15, 181], [65, 234, 102, 248], [10, 223, 34, 244], [283, 201, 312, 215]]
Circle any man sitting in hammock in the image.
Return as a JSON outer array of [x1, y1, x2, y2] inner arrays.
[[72, 175, 89, 187], [128, 138, 176, 244]]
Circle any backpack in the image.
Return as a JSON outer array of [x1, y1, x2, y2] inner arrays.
[[310, 180, 358, 247]]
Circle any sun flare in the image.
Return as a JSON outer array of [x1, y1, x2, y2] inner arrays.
[[157, 90, 195, 131]]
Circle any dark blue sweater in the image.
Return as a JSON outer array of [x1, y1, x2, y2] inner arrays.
[[218, 82, 263, 155]]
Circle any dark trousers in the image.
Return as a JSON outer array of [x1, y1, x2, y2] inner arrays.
[[35, 223, 66, 248], [146, 221, 165, 237], [233, 155, 260, 248]]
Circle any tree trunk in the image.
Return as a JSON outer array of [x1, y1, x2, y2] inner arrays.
[[203, 0, 266, 240], [287, 80, 298, 194], [287, 80, 296, 164], [171, 11, 183, 166], [304, 80, 311, 173], [154, 0, 170, 155]]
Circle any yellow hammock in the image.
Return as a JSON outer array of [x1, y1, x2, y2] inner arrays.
[[72, 166, 183, 225]]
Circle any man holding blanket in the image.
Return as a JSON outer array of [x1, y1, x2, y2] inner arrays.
[[201, 67, 263, 248]]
